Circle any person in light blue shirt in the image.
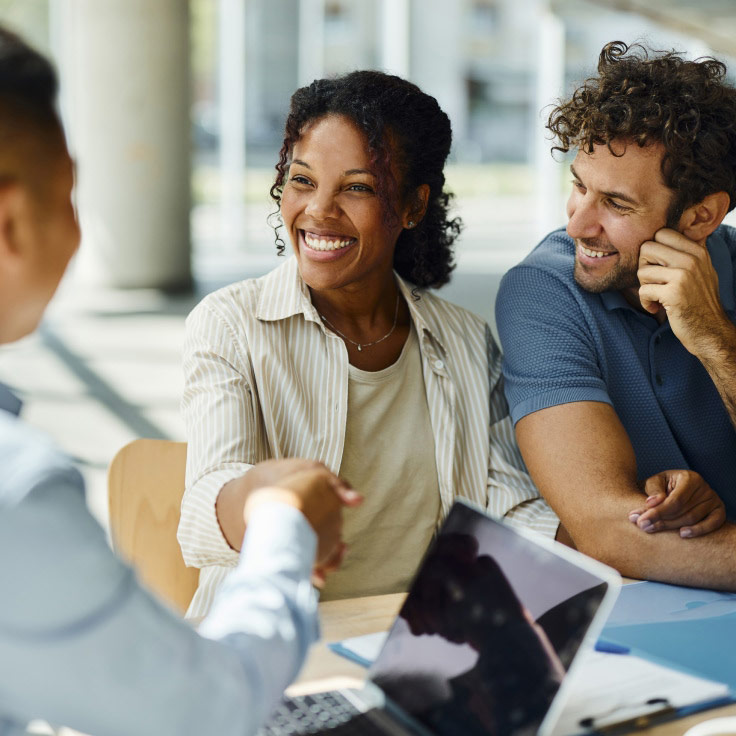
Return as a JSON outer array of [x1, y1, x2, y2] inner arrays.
[[495, 41, 736, 591], [0, 26, 360, 736]]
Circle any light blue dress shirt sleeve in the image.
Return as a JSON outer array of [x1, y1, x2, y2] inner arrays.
[[0, 413, 319, 736]]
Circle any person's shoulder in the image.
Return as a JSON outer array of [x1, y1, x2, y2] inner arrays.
[[414, 287, 488, 337], [507, 227, 576, 279], [187, 258, 296, 328], [498, 228, 578, 307], [714, 223, 736, 255], [0, 412, 81, 510], [188, 275, 264, 321]]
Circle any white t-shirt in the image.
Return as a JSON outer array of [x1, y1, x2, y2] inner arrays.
[[322, 325, 441, 600]]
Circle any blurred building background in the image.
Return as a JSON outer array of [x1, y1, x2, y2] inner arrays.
[[1, 0, 735, 527]]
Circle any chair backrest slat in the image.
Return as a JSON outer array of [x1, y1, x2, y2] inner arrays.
[[108, 439, 199, 613]]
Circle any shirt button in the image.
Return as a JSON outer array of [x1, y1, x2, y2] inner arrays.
[[433, 359, 444, 371], [655, 374, 663, 386]]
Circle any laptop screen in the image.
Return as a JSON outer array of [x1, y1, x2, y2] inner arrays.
[[369, 502, 610, 736]]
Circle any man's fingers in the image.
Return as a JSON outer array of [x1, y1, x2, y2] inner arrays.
[[320, 541, 347, 571], [311, 569, 326, 589], [645, 492, 665, 508], [653, 227, 704, 253], [648, 484, 699, 518], [313, 541, 348, 587], [638, 265, 677, 285], [628, 502, 659, 523], [636, 492, 698, 524], [638, 284, 667, 314], [643, 472, 668, 497], [630, 476, 667, 522], [636, 513, 691, 533], [634, 476, 667, 514], [681, 507, 728, 538], [640, 243, 699, 270], [635, 469, 725, 537], [636, 502, 723, 533]]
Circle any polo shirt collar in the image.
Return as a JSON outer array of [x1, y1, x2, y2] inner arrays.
[[600, 228, 735, 315], [0, 383, 21, 416], [255, 255, 447, 352], [600, 289, 631, 312]]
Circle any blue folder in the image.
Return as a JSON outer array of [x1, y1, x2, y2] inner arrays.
[[601, 581, 736, 693]]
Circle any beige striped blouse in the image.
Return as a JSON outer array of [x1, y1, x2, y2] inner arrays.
[[178, 257, 559, 619]]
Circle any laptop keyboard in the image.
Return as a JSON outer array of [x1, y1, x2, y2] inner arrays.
[[257, 690, 389, 735]]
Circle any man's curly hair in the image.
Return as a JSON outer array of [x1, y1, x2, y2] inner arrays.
[[548, 41, 736, 222], [270, 70, 462, 289]]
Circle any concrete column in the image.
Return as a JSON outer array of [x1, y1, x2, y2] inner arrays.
[[298, 0, 325, 87], [411, 0, 467, 149], [218, 0, 247, 251], [379, 0, 410, 77], [533, 4, 566, 238], [55, 0, 191, 289]]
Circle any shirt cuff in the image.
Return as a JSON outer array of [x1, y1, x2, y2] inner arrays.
[[510, 389, 613, 426], [239, 502, 317, 581], [179, 466, 253, 567]]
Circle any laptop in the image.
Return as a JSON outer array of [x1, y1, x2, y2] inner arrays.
[[258, 500, 621, 736]]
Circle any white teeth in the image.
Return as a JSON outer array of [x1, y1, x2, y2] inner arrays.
[[580, 244, 613, 258], [304, 233, 354, 251]]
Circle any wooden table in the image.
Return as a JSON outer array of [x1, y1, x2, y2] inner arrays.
[[291, 593, 736, 735]]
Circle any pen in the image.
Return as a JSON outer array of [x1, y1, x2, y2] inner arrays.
[[580, 703, 677, 734], [595, 639, 630, 654]]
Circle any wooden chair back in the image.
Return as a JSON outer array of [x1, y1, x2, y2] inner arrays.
[[108, 439, 199, 613]]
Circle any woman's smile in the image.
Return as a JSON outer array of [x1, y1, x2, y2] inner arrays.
[[302, 230, 358, 252]]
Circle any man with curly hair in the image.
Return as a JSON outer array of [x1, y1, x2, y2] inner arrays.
[[496, 41, 736, 588]]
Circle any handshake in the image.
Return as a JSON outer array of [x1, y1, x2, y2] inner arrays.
[[239, 459, 363, 587]]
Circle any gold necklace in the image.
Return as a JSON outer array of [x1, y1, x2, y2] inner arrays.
[[320, 293, 400, 352]]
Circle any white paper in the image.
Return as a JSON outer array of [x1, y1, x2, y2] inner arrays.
[[553, 649, 730, 735]]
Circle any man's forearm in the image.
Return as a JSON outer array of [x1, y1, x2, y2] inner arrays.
[[516, 402, 736, 591], [699, 322, 736, 431], [549, 469, 736, 589], [568, 507, 736, 590]]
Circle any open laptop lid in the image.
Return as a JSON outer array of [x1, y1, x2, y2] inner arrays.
[[369, 500, 620, 736]]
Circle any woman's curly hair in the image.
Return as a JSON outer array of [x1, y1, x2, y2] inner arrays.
[[269, 70, 462, 289], [548, 41, 736, 222]]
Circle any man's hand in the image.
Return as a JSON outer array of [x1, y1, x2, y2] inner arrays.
[[217, 458, 337, 551], [638, 227, 736, 433], [238, 458, 331, 490], [638, 228, 732, 357], [243, 467, 362, 585], [628, 469, 726, 538]]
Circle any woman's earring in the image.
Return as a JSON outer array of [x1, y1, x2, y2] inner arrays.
[[407, 220, 415, 229]]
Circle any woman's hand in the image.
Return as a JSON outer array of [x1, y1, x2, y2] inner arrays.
[[243, 466, 362, 585], [216, 459, 332, 551]]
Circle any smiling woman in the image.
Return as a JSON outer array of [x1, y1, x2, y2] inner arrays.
[[177, 71, 553, 619], [280, 114, 408, 312]]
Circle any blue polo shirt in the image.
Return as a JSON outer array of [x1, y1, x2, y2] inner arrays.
[[495, 225, 736, 519]]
